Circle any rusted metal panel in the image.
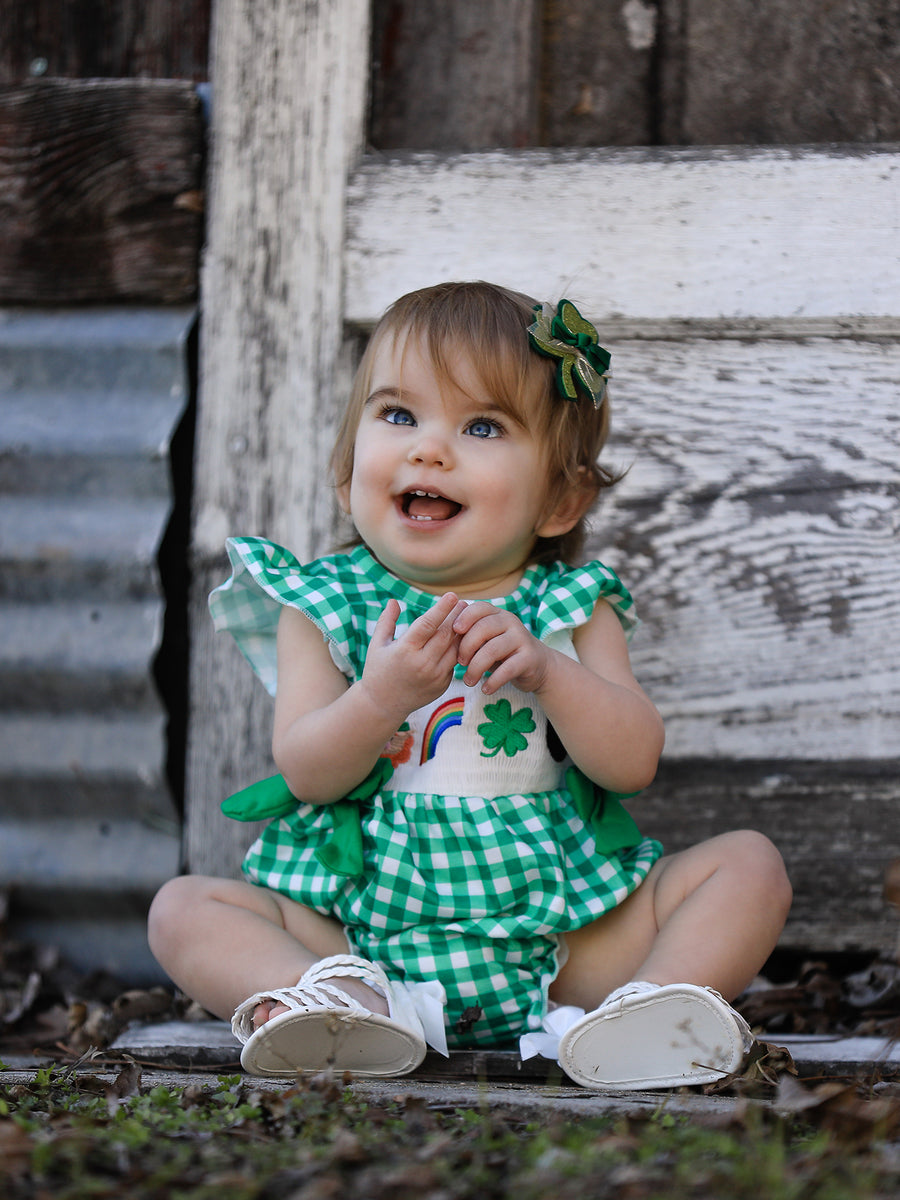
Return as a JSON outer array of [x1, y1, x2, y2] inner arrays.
[[0, 307, 193, 981]]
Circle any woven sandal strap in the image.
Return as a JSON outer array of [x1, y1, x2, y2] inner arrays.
[[230, 954, 390, 1044], [231, 980, 369, 1044], [300, 953, 390, 996]]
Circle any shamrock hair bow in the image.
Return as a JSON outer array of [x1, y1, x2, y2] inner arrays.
[[528, 299, 611, 408]]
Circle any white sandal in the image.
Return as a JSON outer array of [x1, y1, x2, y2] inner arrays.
[[557, 981, 755, 1091], [232, 954, 445, 1078]]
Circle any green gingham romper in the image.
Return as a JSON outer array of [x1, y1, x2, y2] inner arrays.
[[210, 537, 663, 1049]]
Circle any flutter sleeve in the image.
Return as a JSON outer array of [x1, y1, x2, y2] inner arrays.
[[208, 536, 355, 695], [532, 559, 639, 647]]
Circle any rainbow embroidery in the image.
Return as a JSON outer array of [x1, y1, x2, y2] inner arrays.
[[420, 696, 465, 764]]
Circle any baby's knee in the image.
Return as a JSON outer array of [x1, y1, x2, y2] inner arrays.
[[727, 829, 792, 914], [147, 874, 209, 957]]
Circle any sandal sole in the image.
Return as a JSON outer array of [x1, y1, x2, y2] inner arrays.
[[239, 1006, 426, 1078], [558, 985, 746, 1090]]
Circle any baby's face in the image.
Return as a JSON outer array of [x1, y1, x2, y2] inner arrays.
[[340, 330, 560, 598]]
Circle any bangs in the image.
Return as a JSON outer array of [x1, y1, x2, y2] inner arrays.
[[393, 282, 555, 433], [411, 323, 549, 433]]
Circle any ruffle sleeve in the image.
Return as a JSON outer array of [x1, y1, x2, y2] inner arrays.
[[208, 537, 357, 695], [532, 559, 639, 646]]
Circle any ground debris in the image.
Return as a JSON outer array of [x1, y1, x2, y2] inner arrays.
[[2, 1058, 900, 1199], [703, 1037, 798, 1099], [0, 898, 211, 1059], [735, 956, 900, 1040], [774, 1073, 900, 1148]]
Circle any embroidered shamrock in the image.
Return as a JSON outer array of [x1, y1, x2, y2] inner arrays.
[[478, 699, 536, 757], [527, 298, 611, 408]]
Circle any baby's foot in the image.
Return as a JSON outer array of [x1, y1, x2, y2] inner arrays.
[[236, 956, 430, 1078], [252, 975, 390, 1029]]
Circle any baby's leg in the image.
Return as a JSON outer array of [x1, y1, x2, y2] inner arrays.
[[147, 875, 389, 1022], [550, 829, 792, 1011]]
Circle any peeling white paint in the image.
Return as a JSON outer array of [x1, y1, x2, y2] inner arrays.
[[346, 148, 900, 323]]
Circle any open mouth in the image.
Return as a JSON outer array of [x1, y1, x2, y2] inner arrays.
[[400, 490, 463, 522]]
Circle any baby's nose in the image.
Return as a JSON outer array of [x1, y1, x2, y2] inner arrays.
[[408, 432, 452, 467]]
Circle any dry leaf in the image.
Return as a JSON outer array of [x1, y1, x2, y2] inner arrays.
[[105, 1059, 142, 1115], [0, 971, 41, 1025]]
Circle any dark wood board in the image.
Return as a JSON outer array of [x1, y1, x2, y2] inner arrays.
[[0, 79, 203, 303]]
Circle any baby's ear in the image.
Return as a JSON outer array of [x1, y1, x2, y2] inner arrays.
[[535, 467, 599, 538]]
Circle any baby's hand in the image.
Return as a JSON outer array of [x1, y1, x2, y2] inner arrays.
[[453, 602, 551, 695], [360, 592, 466, 719]]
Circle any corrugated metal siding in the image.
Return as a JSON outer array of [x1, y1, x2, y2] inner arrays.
[[0, 308, 194, 982]]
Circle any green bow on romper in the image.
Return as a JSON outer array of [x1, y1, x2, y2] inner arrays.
[[564, 765, 644, 855], [221, 757, 395, 878], [222, 760, 642, 878]]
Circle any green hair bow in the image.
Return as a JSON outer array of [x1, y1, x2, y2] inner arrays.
[[528, 299, 611, 409]]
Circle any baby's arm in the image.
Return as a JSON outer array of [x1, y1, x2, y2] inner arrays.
[[272, 592, 466, 804], [453, 600, 664, 795]]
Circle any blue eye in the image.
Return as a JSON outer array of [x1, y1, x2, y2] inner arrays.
[[466, 418, 502, 439], [382, 406, 416, 426]]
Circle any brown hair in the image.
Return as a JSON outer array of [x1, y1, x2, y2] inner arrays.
[[331, 281, 621, 565]]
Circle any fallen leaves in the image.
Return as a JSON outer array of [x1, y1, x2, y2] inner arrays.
[[736, 958, 900, 1039], [775, 1074, 900, 1149], [0, 899, 209, 1059], [65, 988, 176, 1055], [703, 1038, 799, 1098]]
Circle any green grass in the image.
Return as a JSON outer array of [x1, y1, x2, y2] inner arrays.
[[2, 1061, 898, 1199]]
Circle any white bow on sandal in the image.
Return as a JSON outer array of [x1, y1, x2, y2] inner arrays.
[[232, 954, 447, 1078]]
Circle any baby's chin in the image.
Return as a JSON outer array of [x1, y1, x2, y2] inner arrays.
[[355, 532, 533, 599]]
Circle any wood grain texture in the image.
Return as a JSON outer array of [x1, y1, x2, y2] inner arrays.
[[0, 79, 203, 303], [659, 0, 900, 144], [370, 0, 540, 150], [0, 0, 210, 83], [640, 762, 900, 954], [184, 0, 370, 877], [540, 0, 655, 145], [345, 147, 900, 323], [588, 336, 900, 762]]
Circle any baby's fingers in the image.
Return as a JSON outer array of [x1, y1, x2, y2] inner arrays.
[[408, 592, 466, 648], [370, 598, 402, 649]]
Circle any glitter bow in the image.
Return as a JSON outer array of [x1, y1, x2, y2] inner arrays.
[[527, 299, 611, 408]]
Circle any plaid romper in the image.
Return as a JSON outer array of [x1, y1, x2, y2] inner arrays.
[[210, 538, 663, 1048]]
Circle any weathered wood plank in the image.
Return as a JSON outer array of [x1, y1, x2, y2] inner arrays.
[[588, 336, 900, 762], [370, 1, 540, 150], [540, 0, 656, 145], [0, 0, 210, 84], [345, 147, 900, 324], [109, 1021, 900, 1082], [659, 0, 900, 144], [0, 79, 203, 303], [185, 0, 371, 877], [639, 762, 900, 955]]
